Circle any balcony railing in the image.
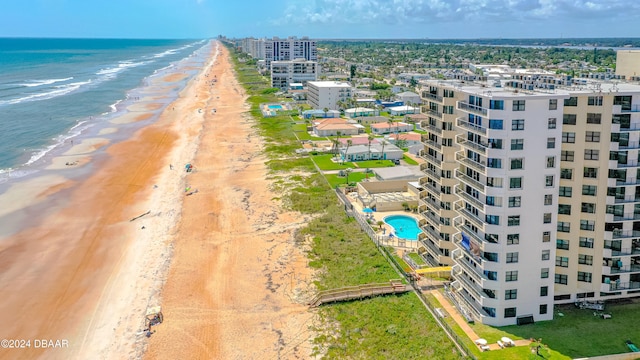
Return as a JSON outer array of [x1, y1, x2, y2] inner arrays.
[[605, 280, 640, 291], [611, 195, 640, 204], [423, 166, 441, 180], [610, 229, 640, 239], [455, 134, 487, 154], [426, 109, 443, 119], [455, 169, 485, 194], [614, 177, 640, 186], [455, 186, 486, 211], [454, 269, 486, 301], [609, 212, 640, 221], [619, 142, 640, 150], [456, 151, 487, 174], [457, 101, 488, 116], [422, 122, 443, 134], [425, 139, 442, 151], [609, 264, 640, 274], [454, 283, 492, 318], [422, 92, 443, 102], [619, 126, 640, 132], [420, 237, 442, 259], [615, 160, 640, 168], [420, 195, 440, 213], [453, 217, 490, 247], [456, 118, 487, 135], [421, 210, 441, 226], [421, 180, 441, 196], [422, 152, 442, 166], [451, 253, 485, 284], [454, 202, 485, 230], [422, 223, 442, 241]]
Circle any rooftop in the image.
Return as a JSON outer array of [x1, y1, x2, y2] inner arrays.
[[308, 81, 352, 88]]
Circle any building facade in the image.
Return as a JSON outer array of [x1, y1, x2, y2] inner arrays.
[[270, 59, 318, 90], [418, 73, 640, 326], [307, 81, 353, 111]]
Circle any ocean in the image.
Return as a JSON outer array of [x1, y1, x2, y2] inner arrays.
[[0, 38, 208, 181]]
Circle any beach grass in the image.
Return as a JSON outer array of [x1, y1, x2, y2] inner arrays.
[[324, 172, 368, 188], [228, 45, 460, 359], [403, 154, 419, 165]]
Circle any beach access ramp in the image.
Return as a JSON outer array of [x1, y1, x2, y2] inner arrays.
[[308, 280, 410, 307]]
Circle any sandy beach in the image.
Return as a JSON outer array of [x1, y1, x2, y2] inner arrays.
[[0, 41, 314, 360]]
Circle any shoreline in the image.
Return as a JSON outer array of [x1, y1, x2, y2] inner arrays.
[[0, 41, 218, 360]]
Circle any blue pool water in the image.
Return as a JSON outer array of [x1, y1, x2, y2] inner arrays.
[[384, 215, 422, 240], [268, 104, 283, 110]]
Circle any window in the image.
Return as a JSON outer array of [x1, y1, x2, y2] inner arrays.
[[507, 234, 520, 245], [563, 114, 577, 125], [508, 216, 520, 226], [556, 239, 570, 250], [489, 119, 503, 129], [547, 156, 556, 169], [542, 231, 551, 242], [443, 105, 454, 114], [579, 237, 594, 248], [506, 270, 518, 281], [555, 274, 568, 285], [584, 149, 599, 160], [560, 168, 573, 179], [486, 215, 500, 225], [489, 100, 504, 110], [512, 119, 525, 130], [505, 289, 518, 300], [508, 196, 521, 208], [545, 175, 554, 187], [487, 177, 502, 188], [587, 113, 602, 124], [540, 304, 548, 314], [557, 221, 570, 232], [542, 250, 551, 260], [614, 95, 632, 111], [540, 286, 549, 297], [578, 254, 593, 265], [506, 252, 519, 263], [504, 307, 517, 318], [580, 220, 595, 231], [588, 96, 603, 106], [583, 167, 598, 178], [549, 99, 558, 110], [556, 256, 569, 267], [487, 138, 503, 149], [512, 100, 526, 111], [547, 137, 556, 149], [548, 117, 557, 129], [564, 97, 578, 106], [559, 186, 572, 197], [543, 213, 552, 223], [444, 89, 454, 98], [558, 204, 571, 215], [578, 271, 592, 283], [585, 131, 601, 142], [561, 151, 575, 162], [544, 194, 553, 205], [486, 196, 497, 206], [510, 158, 524, 170], [511, 139, 524, 150], [541, 267, 549, 278], [509, 177, 522, 189], [562, 132, 576, 143], [581, 202, 596, 213], [485, 234, 499, 243], [487, 158, 502, 168]]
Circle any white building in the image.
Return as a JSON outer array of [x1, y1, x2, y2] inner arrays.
[[395, 91, 422, 105], [388, 105, 419, 116], [264, 36, 317, 67], [307, 81, 353, 111], [270, 59, 318, 90]]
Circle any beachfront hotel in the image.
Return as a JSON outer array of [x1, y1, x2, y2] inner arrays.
[[307, 81, 353, 111], [270, 58, 319, 91], [239, 36, 317, 67], [418, 70, 640, 326]]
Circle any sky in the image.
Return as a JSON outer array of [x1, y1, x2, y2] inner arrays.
[[1, 0, 640, 39]]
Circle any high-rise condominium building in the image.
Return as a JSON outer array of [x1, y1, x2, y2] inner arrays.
[[270, 59, 319, 90], [240, 36, 317, 68], [307, 81, 353, 111], [418, 71, 640, 326]]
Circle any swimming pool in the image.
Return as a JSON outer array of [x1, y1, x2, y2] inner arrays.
[[268, 104, 283, 110], [384, 215, 422, 240]]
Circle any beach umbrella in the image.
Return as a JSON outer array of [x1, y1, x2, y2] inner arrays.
[[362, 207, 373, 213]]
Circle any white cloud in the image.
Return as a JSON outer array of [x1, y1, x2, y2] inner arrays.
[[273, 0, 640, 26]]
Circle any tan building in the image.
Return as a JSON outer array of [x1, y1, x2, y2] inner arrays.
[[616, 50, 640, 80]]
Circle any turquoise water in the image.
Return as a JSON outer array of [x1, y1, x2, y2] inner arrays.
[[0, 38, 205, 176], [268, 104, 283, 110], [384, 215, 422, 240]]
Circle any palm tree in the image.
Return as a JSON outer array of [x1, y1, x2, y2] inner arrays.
[[323, 107, 329, 118], [380, 138, 386, 161], [345, 168, 353, 185], [343, 139, 352, 164], [332, 131, 342, 159], [367, 134, 374, 161]]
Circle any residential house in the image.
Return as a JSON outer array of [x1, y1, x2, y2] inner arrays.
[[388, 132, 422, 147], [370, 121, 413, 135], [388, 105, 419, 116], [312, 118, 359, 136], [345, 107, 379, 118]]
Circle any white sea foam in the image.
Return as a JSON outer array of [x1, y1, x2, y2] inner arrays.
[[24, 120, 92, 167], [19, 77, 74, 87], [0, 80, 92, 106], [96, 60, 151, 80]]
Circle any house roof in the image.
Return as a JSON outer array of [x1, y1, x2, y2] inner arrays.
[[388, 105, 418, 111], [374, 166, 424, 180], [339, 137, 380, 146], [316, 123, 358, 131], [370, 122, 409, 129], [313, 118, 349, 126], [389, 132, 421, 141], [395, 91, 420, 97], [345, 107, 376, 112]]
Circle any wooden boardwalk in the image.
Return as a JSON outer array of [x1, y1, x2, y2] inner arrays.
[[309, 280, 410, 307]]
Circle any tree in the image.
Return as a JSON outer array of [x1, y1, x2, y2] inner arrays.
[[350, 64, 357, 79], [323, 107, 329, 118], [367, 134, 374, 161], [345, 168, 353, 184], [380, 138, 386, 161], [342, 139, 352, 164], [377, 220, 384, 230]]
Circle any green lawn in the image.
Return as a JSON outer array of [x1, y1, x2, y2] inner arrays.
[[403, 154, 419, 165], [354, 159, 395, 168], [324, 172, 368, 188], [311, 154, 356, 170], [407, 252, 426, 265]]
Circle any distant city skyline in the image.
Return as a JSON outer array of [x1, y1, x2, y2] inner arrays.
[[1, 0, 640, 39]]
